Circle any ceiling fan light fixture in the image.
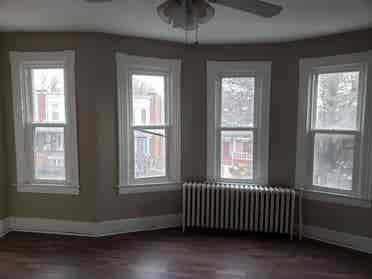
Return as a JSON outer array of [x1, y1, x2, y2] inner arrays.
[[157, 0, 179, 24], [193, 0, 215, 24], [157, 0, 215, 31]]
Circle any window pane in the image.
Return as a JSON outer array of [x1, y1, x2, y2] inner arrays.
[[313, 133, 354, 190], [221, 77, 255, 128], [315, 72, 359, 130], [32, 68, 66, 123], [134, 129, 166, 178], [221, 131, 253, 180], [34, 127, 65, 181], [132, 75, 165, 125]]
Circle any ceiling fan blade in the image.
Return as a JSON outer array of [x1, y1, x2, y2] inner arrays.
[[84, 0, 112, 3], [211, 0, 283, 18]]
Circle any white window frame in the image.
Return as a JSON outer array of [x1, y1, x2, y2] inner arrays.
[[116, 53, 181, 194], [207, 61, 271, 185], [10, 51, 79, 195], [296, 51, 372, 208]]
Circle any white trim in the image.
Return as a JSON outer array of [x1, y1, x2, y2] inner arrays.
[[301, 189, 371, 208], [9, 50, 80, 195], [206, 61, 271, 185], [116, 53, 181, 191], [13, 183, 79, 195], [118, 182, 181, 194], [8, 217, 96, 237], [0, 214, 181, 238], [96, 214, 181, 237], [296, 51, 372, 202], [0, 218, 10, 237], [303, 225, 372, 254]]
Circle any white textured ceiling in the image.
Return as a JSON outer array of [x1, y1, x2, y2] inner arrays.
[[0, 0, 371, 44]]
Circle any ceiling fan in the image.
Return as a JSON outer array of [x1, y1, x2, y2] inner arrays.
[[85, 0, 283, 31]]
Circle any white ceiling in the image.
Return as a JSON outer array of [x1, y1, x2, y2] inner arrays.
[[0, 0, 371, 44]]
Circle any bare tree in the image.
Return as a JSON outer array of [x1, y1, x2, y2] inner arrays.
[[133, 77, 156, 96], [317, 72, 358, 128], [49, 75, 60, 92], [221, 77, 255, 127], [314, 72, 358, 186]]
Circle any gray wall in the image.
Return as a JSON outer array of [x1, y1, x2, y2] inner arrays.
[[0, 88, 7, 219], [0, 39, 8, 219], [0, 30, 372, 238], [0, 115, 6, 219], [0, 33, 190, 222]]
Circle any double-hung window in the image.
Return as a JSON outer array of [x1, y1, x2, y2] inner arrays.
[[207, 61, 271, 184], [116, 54, 181, 194], [10, 51, 79, 195], [296, 52, 372, 206]]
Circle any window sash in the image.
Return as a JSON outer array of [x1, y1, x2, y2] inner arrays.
[[127, 71, 170, 184], [217, 75, 258, 130], [130, 126, 169, 182], [217, 127, 256, 183], [24, 66, 68, 185], [307, 130, 361, 193], [215, 75, 258, 182], [27, 123, 67, 185], [24, 65, 67, 121], [306, 69, 365, 193], [128, 71, 170, 127], [309, 68, 365, 132]]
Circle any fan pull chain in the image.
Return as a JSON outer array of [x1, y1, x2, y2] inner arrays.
[[195, 24, 199, 45]]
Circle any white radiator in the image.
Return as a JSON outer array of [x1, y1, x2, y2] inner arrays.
[[182, 182, 297, 240]]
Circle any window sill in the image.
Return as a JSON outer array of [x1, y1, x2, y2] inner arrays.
[[118, 182, 181, 195], [13, 184, 80, 195], [211, 179, 266, 185], [299, 188, 371, 208]]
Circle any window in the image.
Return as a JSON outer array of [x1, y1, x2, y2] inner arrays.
[[207, 61, 271, 184], [116, 54, 181, 194], [296, 52, 372, 206], [10, 51, 79, 195], [51, 104, 60, 121]]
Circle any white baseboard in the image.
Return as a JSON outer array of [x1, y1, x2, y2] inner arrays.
[[96, 214, 182, 237], [0, 218, 10, 237], [303, 225, 372, 254], [0, 214, 181, 238], [8, 217, 96, 237]]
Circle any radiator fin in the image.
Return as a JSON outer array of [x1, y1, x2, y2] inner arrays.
[[183, 182, 296, 238]]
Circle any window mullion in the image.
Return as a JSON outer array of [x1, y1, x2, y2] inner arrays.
[[31, 122, 66, 128], [132, 125, 168, 130], [218, 127, 256, 132], [309, 129, 360, 136]]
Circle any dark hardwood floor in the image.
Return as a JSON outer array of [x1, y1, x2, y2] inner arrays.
[[0, 229, 371, 279]]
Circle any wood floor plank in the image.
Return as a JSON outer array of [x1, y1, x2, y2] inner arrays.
[[0, 229, 371, 279]]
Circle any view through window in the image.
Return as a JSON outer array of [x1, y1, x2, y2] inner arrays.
[[220, 77, 255, 180], [32, 68, 66, 181], [131, 74, 166, 179], [312, 71, 360, 190]]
